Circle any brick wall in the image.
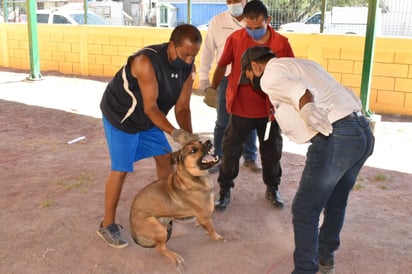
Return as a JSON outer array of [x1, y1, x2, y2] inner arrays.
[[1, 24, 411, 115]]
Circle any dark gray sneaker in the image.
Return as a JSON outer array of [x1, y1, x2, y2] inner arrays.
[[97, 222, 128, 248], [243, 160, 262, 173], [318, 263, 335, 274], [318, 257, 335, 274]]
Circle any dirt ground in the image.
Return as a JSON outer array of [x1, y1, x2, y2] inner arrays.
[[0, 72, 411, 274]]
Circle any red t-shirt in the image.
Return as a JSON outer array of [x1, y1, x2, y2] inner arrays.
[[218, 26, 295, 118]]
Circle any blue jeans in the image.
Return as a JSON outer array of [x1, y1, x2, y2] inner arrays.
[[291, 114, 374, 274], [214, 77, 257, 161]]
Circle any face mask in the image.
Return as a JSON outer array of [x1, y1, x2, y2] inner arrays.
[[227, 3, 243, 17], [171, 56, 192, 70], [171, 47, 193, 70], [251, 74, 263, 92], [246, 27, 266, 40]]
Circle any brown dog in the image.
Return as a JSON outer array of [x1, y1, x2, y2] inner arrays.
[[129, 140, 223, 265]]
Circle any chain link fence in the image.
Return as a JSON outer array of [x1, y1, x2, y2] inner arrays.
[[1, 0, 412, 36]]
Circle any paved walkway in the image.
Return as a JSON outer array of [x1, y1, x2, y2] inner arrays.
[[1, 71, 411, 174]]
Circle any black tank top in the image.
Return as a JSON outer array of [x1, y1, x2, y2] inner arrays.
[[100, 43, 193, 133]]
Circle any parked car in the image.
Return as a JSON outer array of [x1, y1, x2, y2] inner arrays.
[[279, 7, 382, 35], [36, 9, 108, 25]]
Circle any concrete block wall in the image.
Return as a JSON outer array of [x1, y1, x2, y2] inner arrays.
[[0, 23, 411, 115], [285, 33, 412, 116]]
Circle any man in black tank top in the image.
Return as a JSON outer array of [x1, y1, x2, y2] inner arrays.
[[97, 24, 202, 248]]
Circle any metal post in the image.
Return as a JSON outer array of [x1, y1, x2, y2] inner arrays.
[[26, 0, 42, 81], [83, 0, 88, 25], [320, 0, 327, 33], [3, 0, 8, 23], [359, 0, 379, 117], [187, 0, 191, 24]]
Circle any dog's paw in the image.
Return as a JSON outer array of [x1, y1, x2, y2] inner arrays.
[[167, 250, 184, 267], [211, 232, 224, 241], [173, 253, 184, 267]]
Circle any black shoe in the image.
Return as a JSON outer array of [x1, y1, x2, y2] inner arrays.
[[214, 188, 231, 211], [265, 187, 284, 208]]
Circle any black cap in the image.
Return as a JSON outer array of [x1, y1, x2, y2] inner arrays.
[[239, 46, 275, 84]]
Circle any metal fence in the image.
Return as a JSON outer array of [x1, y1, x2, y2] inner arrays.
[[265, 0, 412, 36], [1, 0, 412, 37]]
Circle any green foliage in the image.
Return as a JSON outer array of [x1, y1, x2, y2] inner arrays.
[[379, 184, 388, 190], [374, 173, 388, 182], [353, 182, 365, 191]]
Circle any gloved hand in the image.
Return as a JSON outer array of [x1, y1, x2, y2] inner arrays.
[[300, 102, 333, 136], [198, 79, 210, 93], [203, 87, 218, 109], [171, 129, 199, 146]]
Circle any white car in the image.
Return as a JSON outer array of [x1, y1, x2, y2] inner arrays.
[[279, 7, 381, 35], [279, 12, 328, 33], [36, 9, 108, 25]]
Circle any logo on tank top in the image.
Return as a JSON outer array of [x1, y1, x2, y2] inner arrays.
[[171, 73, 179, 79]]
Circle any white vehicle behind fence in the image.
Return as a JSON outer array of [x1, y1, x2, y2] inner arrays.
[[59, 2, 132, 26], [36, 9, 108, 25], [279, 7, 382, 35]]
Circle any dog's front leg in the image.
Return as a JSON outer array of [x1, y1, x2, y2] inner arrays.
[[197, 217, 223, 240], [156, 242, 185, 266]]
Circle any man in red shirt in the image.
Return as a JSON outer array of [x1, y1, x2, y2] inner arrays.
[[210, 0, 295, 210]]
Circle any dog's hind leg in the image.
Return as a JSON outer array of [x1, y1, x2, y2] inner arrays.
[[147, 218, 184, 266]]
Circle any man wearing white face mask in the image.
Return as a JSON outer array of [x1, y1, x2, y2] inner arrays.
[[199, 0, 261, 174], [209, 0, 295, 211]]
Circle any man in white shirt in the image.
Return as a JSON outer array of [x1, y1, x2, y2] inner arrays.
[[199, 0, 261, 173], [240, 46, 375, 274]]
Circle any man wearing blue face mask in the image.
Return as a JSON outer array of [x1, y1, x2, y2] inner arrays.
[[209, 0, 295, 211], [98, 24, 202, 248], [199, 0, 261, 174]]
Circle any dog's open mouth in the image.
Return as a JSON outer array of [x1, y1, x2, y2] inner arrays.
[[198, 141, 220, 170], [199, 153, 219, 170]]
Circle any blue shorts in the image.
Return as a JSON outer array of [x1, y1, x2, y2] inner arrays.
[[102, 116, 172, 172]]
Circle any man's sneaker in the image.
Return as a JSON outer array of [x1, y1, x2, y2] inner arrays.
[[243, 160, 262, 173], [97, 222, 129, 248], [318, 257, 335, 274], [318, 263, 335, 274]]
